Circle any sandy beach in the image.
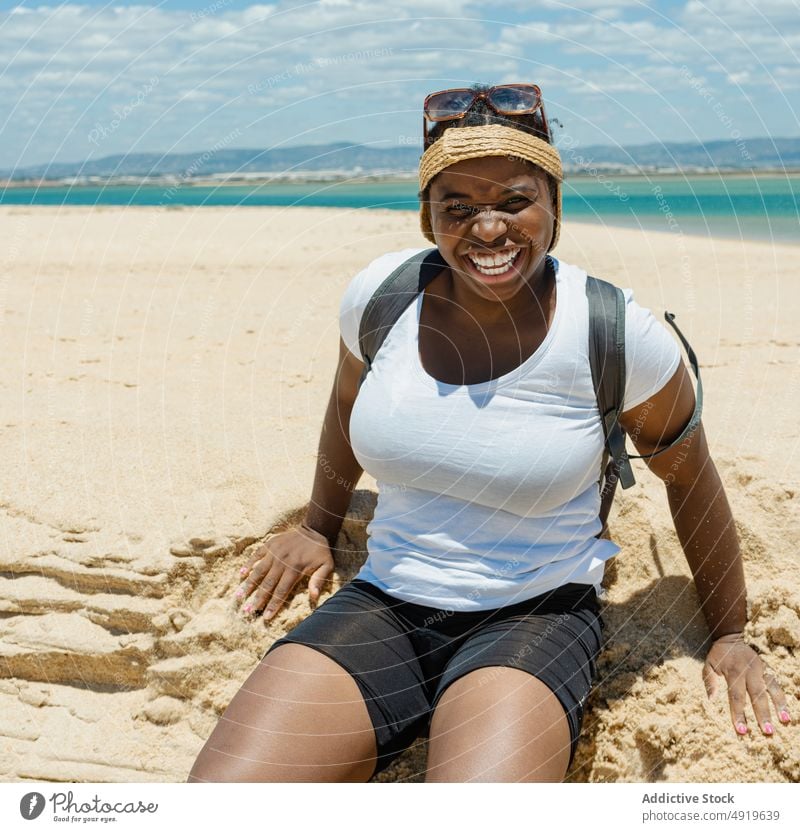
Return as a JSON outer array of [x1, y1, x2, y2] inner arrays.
[[0, 204, 798, 782]]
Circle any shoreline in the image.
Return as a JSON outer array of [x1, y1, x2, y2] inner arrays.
[[2, 203, 798, 247], [2, 169, 800, 189]]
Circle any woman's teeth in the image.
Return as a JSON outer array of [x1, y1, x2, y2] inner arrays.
[[466, 247, 522, 275]]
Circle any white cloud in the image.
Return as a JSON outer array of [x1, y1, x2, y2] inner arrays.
[[240, 4, 276, 24], [773, 64, 800, 89], [503, 0, 650, 7], [497, 18, 697, 58], [0, 0, 796, 169], [593, 7, 625, 20], [683, 0, 800, 24]]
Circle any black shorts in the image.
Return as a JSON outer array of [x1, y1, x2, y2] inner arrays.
[[264, 578, 605, 778]]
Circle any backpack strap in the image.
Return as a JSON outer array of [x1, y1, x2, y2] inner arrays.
[[585, 275, 634, 535], [357, 247, 447, 389], [585, 275, 704, 536]]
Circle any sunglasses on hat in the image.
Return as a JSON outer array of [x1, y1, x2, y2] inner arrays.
[[423, 83, 550, 148]]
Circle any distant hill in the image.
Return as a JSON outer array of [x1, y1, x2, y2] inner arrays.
[[3, 136, 799, 181], [1, 142, 422, 180], [563, 137, 800, 170]]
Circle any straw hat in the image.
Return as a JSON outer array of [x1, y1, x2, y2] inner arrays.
[[418, 123, 563, 251]]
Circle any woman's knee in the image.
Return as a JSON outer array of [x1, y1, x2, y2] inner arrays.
[[187, 642, 378, 782]]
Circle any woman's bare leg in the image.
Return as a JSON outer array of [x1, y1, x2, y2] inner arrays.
[[187, 642, 378, 782], [424, 667, 571, 782]]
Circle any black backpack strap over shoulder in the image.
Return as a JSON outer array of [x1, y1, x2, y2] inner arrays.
[[586, 274, 703, 536], [585, 275, 634, 535], [357, 247, 447, 389], [585, 275, 633, 492]]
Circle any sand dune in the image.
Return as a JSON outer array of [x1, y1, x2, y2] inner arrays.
[[0, 205, 797, 782]]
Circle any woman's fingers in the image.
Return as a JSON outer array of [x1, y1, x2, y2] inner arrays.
[[263, 568, 303, 620], [244, 561, 305, 619], [244, 561, 285, 614], [745, 666, 775, 735], [764, 670, 792, 725], [236, 551, 275, 601], [725, 671, 749, 735], [236, 549, 274, 602], [239, 538, 274, 579], [706, 638, 791, 737], [308, 560, 335, 607]]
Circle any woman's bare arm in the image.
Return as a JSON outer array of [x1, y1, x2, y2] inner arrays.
[[619, 361, 746, 639], [236, 337, 365, 618], [302, 336, 366, 547], [618, 361, 791, 734]]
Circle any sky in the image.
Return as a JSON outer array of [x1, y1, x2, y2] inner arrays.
[[0, 0, 798, 170]]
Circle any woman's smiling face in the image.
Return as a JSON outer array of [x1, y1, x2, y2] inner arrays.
[[426, 155, 555, 305]]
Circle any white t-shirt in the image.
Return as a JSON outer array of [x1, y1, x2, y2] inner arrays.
[[339, 247, 682, 611]]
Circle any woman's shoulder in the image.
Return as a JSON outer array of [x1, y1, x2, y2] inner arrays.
[[339, 246, 430, 359], [553, 257, 650, 308], [553, 258, 682, 407], [341, 246, 432, 308]]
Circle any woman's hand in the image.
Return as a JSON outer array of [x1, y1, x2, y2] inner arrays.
[[702, 632, 791, 736], [235, 522, 335, 620]]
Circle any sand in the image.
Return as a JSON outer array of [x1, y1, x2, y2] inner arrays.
[[0, 204, 797, 783]]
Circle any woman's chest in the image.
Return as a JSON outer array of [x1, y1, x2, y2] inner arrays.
[[349, 305, 605, 515], [350, 386, 605, 515], [417, 320, 551, 387], [418, 301, 553, 387]]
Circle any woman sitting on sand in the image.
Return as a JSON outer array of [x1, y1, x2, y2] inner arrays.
[[188, 82, 791, 783]]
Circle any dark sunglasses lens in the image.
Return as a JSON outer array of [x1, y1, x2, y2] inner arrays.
[[426, 90, 475, 119], [490, 85, 541, 113]]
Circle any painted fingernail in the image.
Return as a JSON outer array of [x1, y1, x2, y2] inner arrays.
[[235, 588, 244, 599], [763, 722, 774, 735], [239, 567, 248, 576], [243, 604, 252, 614], [736, 722, 748, 735], [779, 710, 790, 723]]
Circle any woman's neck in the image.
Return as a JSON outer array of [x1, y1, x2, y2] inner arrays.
[[443, 255, 555, 329]]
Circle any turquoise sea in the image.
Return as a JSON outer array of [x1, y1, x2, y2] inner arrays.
[[2, 174, 798, 243]]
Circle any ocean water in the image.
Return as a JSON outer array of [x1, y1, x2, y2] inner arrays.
[[2, 174, 798, 243]]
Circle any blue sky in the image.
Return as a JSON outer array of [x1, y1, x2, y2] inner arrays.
[[1, 0, 798, 169]]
